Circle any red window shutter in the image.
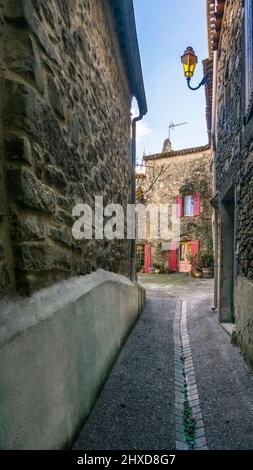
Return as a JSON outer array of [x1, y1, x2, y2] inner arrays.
[[144, 244, 151, 273], [168, 241, 177, 272], [194, 192, 200, 216], [176, 195, 179, 217], [176, 195, 183, 218], [179, 195, 183, 217], [191, 240, 199, 257]]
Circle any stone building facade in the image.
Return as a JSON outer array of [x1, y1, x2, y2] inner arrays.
[[0, 0, 146, 449], [136, 141, 212, 273], [0, 0, 140, 296], [207, 0, 253, 369]]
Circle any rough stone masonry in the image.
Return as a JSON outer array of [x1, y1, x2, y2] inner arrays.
[[138, 144, 212, 270], [0, 0, 132, 296], [214, 0, 253, 368], [0, 0, 147, 450]]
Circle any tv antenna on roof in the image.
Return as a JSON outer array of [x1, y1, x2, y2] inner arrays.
[[169, 121, 188, 139]]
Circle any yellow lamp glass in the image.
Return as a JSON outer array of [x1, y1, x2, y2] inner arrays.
[[181, 47, 198, 78]]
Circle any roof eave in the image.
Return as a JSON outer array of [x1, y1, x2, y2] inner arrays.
[[109, 0, 147, 117], [143, 145, 211, 161], [207, 0, 226, 57]]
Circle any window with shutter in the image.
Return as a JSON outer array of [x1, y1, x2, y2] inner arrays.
[[184, 195, 194, 216], [245, 0, 253, 113]]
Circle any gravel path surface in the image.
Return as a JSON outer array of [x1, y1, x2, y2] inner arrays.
[[74, 294, 176, 450], [186, 288, 253, 450]]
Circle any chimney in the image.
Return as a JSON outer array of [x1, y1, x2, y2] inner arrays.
[[162, 137, 172, 152]]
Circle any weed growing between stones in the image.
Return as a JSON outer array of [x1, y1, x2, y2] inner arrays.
[[181, 356, 196, 450]]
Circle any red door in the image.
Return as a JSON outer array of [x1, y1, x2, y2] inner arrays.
[[144, 244, 151, 273], [191, 240, 199, 257], [168, 242, 177, 272]]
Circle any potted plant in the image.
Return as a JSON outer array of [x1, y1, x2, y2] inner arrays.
[[149, 265, 156, 274], [194, 267, 203, 279], [187, 254, 203, 278], [136, 258, 144, 273], [155, 264, 161, 274], [200, 251, 214, 278], [163, 264, 169, 274]]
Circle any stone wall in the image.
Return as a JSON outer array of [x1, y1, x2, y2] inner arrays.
[[215, 0, 253, 284], [215, 0, 253, 366], [236, 277, 253, 371], [216, 0, 243, 193], [139, 147, 212, 266], [0, 0, 132, 296]]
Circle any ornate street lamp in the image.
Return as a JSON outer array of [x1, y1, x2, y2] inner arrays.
[[181, 46, 210, 91]]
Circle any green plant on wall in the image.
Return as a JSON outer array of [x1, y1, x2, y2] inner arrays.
[[179, 178, 210, 197], [179, 181, 195, 196], [196, 219, 213, 252], [198, 178, 209, 196], [206, 230, 213, 251], [156, 242, 162, 257], [155, 241, 168, 268], [201, 224, 213, 251]]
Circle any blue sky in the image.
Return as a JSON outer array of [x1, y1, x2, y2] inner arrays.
[[133, 0, 209, 161]]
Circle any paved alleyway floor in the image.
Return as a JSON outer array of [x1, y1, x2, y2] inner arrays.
[[74, 274, 253, 450]]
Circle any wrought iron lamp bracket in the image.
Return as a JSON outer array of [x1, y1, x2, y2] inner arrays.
[[186, 72, 211, 91]]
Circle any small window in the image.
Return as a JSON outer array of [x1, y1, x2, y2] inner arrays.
[[184, 195, 194, 217], [245, 0, 253, 113]]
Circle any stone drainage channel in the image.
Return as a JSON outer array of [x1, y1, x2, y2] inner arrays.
[[174, 300, 207, 450]]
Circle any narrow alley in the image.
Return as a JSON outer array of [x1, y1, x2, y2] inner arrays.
[[1, 0, 253, 460], [74, 275, 253, 451]]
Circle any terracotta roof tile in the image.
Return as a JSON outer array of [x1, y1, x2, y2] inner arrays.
[[143, 144, 210, 161], [207, 0, 226, 57]]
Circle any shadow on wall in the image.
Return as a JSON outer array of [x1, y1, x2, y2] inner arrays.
[[0, 270, 145, 449]]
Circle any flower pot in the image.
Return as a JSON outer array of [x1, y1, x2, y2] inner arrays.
[[149, 267, 156, 274], [195, 271, 203, 279], [202, 268, 214, 279], [155, 269, 161, 274]]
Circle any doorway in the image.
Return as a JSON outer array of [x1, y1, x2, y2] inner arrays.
[[219, 186, 235, 323], [179, 241, 192, 272]]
